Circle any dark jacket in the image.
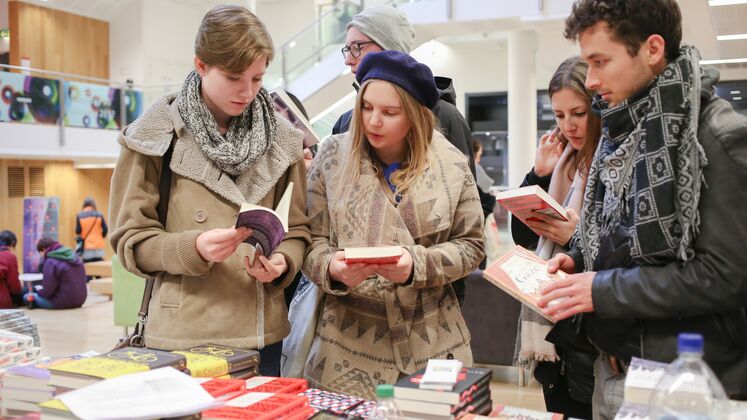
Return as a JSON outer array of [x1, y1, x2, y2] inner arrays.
[[568, 69, 747, 397], [331, 76, 476, 179], [38, 245, 87, 309], [0, 248, 22, 309], [510, 169, 596, 406]]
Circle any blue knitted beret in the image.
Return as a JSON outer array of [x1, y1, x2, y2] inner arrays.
[[356, 50, 439, 109]]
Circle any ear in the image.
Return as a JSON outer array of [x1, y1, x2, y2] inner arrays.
[[644, 34, 667, 66], [194, 56, 208, 77]]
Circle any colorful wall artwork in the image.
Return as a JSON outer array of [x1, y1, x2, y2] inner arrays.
[[22, 197, 60, 273], [0, 72, 60, 124]]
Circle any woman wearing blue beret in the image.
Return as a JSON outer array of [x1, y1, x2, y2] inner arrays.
[[302, 50, 485, 399]]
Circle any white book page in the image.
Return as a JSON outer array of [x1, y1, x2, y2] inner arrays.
[[59, 367, 219, 420], [500, 254, 557, 297]]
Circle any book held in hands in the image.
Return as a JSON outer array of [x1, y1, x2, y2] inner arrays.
[[343, 246, 403, 264], [482, 245, 566, 322], [496, 185, 568, 234], [235, 182, 294, 261], [270, 89, 320, 149]]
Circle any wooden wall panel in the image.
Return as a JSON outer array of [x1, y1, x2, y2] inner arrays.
[[0, 159, 113, 270], [8, 0, 109, 79]]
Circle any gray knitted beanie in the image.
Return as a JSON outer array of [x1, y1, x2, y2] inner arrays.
[[346, 5, 415, 53]]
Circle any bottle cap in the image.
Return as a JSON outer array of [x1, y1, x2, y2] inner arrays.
[[678, 332, 704, 353], [376, 384, 394, 398]]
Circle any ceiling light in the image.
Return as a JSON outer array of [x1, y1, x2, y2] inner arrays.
[[700, 57, 747, 64], [717, 34, 747, 41], [708, 0, 747, 5]]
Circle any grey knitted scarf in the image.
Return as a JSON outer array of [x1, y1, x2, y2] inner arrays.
[[577, 45, 708, 269], [176, 70, 276, 176]]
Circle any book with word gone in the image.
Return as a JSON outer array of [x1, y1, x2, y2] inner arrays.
[[344, 245, 403, 264], [482, 245, 567, 322], [235, 181, 294, 261], [496, 185, 568, 235]]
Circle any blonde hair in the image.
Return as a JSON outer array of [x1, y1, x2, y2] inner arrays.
[[195, 5, 274, 73], [345, 80, 436, 204]]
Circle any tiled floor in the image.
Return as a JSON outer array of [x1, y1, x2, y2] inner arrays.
[[23, 285, 546, 413]]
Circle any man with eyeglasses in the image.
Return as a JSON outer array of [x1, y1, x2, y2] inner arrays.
[[333, 5, 475, 177], [331, 5, 477, 307]]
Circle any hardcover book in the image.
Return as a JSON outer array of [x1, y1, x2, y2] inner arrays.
[[235, 181, 293, 260], [173, 343, 259, 378], [395, 387, 491, 417], [394, 366, 492, 406], [496, 185, 568, 234], [482, 245, 567, 322], [270, 89, 320, 149], [343, 246, 403, 264], [47, 347, 187, 389]]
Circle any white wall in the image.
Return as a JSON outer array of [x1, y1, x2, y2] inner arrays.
[[109, 0, 144, 84], [255, 0, 318, 49]]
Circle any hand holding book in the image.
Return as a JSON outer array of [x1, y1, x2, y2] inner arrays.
[[524, 207, 580, 246], [245, 252, 288, 283], [196, 227, 253, 263]]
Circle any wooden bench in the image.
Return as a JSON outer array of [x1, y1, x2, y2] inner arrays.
[[84, 260, 112, 278], [89, 277, 113, 300]]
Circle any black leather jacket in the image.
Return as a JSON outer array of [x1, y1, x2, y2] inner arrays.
[[568, 69, 747, 397]]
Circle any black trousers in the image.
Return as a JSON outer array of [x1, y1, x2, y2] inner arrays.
[[536, 361, 593, 420]]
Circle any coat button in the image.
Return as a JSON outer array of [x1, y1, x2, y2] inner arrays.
[[193, 209, 207, 223]]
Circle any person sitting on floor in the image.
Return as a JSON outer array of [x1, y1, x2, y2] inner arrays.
[[0, 230, 23, 309], [24, 237, 87, 309]]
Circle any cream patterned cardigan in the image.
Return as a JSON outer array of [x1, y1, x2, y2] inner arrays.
[[302, 131, 485, 399]]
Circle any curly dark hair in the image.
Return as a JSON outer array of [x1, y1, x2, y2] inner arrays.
[[564, 0, 682, 62]]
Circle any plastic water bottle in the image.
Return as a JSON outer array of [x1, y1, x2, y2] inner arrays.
[[368, 384, 403, 420], [648, 333, 727, 420]]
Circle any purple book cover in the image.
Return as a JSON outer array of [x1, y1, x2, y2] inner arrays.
[[236, 209, 286, 257]]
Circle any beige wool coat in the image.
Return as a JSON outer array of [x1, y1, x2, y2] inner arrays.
[[302, 132, 485, 399], [109, 94, 310, 351]]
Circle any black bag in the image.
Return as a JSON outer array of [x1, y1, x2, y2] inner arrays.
[[113, 138, 175, 350], [74, 235, 85, 256]]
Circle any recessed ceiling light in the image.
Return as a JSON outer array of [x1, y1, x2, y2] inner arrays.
[[717, 34, 747, 41], [708, 0, 747, 5], [700, 57, 747, 64]]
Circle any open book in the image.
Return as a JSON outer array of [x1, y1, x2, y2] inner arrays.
[[482, 245, 566, 322], [270, 90, 319, 149], [496, 185, 568, 234], [344, 246, 403, 264], [235, 182, 293, 259]]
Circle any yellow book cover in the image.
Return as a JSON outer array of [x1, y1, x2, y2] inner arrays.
[[48, 347, 187, 380], [173, 344, 259, 378], [39, 398, 69, 412]]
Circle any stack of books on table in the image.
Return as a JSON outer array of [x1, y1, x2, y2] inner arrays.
[[173, 343, 260, 379], [303, 387, 371, 417], [393, 366, 493, 419], [0, 329, 45, 418], [47, 346, 188, 390], [0, 308, 41, 347]]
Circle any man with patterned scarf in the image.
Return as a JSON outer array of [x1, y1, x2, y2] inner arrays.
[[535, 0, 747, 417]]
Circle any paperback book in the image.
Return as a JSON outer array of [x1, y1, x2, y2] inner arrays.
[[623, 357, 668, 406], [343, 245, 403, 264], [496, 185, 568, 235], [482, 245, 567, 322], [235, 182, 294, 260], [270, 89, 320, 149], [419, 358, 463, 390]]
